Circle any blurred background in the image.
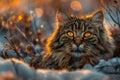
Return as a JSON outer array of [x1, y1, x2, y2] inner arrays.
[[0, 0, 101, 34]]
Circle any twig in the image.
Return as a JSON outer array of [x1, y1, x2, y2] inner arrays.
[[3, 35, 23, 59]]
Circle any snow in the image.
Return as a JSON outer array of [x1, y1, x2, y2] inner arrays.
[[0, 57, 120, 80]]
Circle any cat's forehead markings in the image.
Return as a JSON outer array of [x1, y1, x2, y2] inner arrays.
[[73, 24, 76, 30], [73, 21, 78, 30], [84, 19, 90, 28], [80, 21, 85, 31], [75, 21, 79, 29]]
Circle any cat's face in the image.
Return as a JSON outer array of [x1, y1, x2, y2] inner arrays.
[[54, 11, 104, 57], [47, 10, 108, 58], [59, 20, 100, 57]]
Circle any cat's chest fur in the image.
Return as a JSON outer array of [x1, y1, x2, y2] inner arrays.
[[71, 51, 83, 58]]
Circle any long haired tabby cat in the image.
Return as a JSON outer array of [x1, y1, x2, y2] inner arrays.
[[38, 10, 116, 70]]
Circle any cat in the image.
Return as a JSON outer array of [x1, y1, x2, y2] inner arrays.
[[35, 10, 116, 70]]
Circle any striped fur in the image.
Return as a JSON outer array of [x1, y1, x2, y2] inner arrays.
[[110, 28, 120, 57], [39, 10, 115, 70]]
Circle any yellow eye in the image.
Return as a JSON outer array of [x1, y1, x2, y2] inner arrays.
[[67, 32, 74, 37], [84, 32, 92, 38]]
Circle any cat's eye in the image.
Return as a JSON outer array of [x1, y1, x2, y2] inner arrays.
[[67, 32, 74, 37], [84, 32, 92, 38]]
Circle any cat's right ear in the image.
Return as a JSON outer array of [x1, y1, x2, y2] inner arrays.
[[56, 10, 69, 22]]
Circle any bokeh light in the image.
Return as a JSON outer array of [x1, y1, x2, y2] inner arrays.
[[40, 25, 44, 29], [35, 8, 43, 18], [17, 15, 23, 21], [70, 0, 82, 11]]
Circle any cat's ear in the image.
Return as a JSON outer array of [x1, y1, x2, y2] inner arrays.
[[91, 10, 104, 25], [56, 10, 69, 22]]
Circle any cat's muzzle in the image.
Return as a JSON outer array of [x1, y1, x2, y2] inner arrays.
[[71, 44, 84, 57]]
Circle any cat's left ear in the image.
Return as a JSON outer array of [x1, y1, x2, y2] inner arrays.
[[56, 10, 69, 22], [91, 10, 104, 25]]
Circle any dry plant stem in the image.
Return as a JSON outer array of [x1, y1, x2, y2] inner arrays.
[[4, 35, 23, 59], [31, 12, 40, 42], [16, 26, 34, 46]]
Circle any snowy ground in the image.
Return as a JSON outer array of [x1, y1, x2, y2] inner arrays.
[[0, 57, 119, 80]]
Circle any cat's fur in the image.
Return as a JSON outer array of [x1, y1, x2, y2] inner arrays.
[[111, 28, 120, 57], [38, 10, 115, 70]]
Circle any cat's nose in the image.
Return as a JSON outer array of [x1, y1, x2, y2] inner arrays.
[[74, 38, 82, 46]]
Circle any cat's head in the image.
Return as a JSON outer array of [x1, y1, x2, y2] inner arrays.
[[46, 10, 114, 58]]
